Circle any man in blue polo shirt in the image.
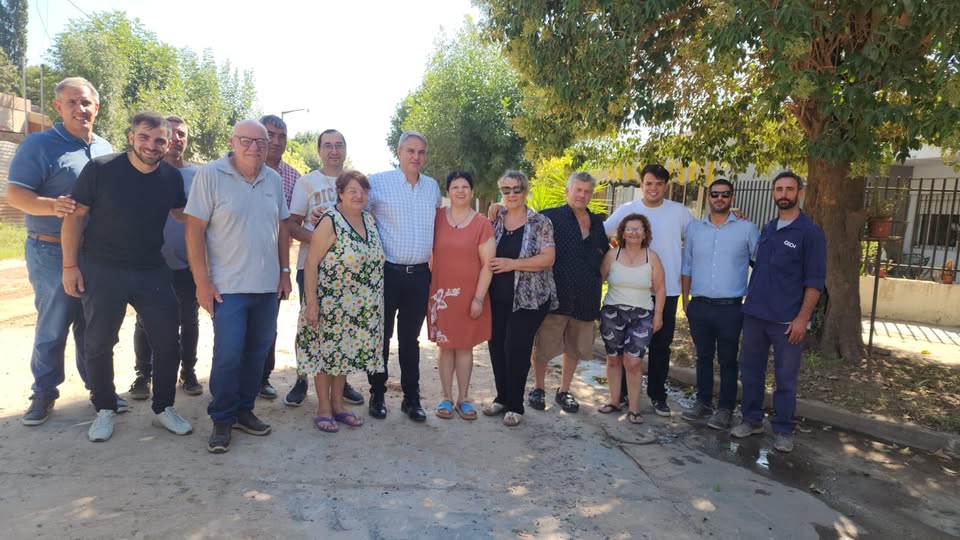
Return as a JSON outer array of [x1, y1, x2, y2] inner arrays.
[[680, 178, 759, 429], [731, 171, 826, 453], [6, 77, 115, 426]]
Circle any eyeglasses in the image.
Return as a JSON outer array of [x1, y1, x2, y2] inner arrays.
[[342, 188, 369, 197], [624, 227, 645, 234], [321, 143, 346, 151], [499, 185, 525, 195], [235, 136, 268, 148], [709, 190, 733, 199]]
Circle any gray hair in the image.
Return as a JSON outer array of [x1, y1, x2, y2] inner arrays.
[[233, 119, 267, 137], [397, 130, 428, 149], [567, 171, 597, 190], [259, 115, 287, 131], [55, 77, 100, 103], [499, 169, 529, 191]]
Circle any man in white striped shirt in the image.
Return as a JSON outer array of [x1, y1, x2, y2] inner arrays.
[[366, 131, 441, 422]]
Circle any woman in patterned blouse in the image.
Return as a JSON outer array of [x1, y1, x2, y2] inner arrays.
[[482, 170, 558, 427]]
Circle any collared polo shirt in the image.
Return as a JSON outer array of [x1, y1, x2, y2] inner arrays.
[[367, 167, 440, 265], [160, 164, 198, 270], [185, 157, 290, 294], [7, 122, 113, 236], [743, 212, 826, 323], [681, 213, 759, 299], [542, 204, 609, 320], [604, 198, 694, 296]]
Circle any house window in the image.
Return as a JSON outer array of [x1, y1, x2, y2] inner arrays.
[[914, 213, 960, 247]]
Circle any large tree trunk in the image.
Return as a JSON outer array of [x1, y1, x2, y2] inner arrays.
[[803, 157, 867, 361]]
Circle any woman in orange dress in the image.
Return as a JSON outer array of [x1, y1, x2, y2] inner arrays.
[[427, 171, 495, 420]]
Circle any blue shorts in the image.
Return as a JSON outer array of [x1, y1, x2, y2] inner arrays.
[[600, 304, 654, 358]]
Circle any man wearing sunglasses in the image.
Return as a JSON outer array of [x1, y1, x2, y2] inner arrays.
[[185, 119, 292, 453], [680, 179, 758, 429], [604, 164, 694, 416]]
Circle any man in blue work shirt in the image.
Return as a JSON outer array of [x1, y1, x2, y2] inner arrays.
[[731, 171, 826, 453], [680, 178, 759, 429], [6, 77, 117, 426]]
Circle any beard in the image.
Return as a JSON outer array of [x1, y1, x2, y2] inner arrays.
[[777, 198, 797, 209], [133, 147, 162, 166]]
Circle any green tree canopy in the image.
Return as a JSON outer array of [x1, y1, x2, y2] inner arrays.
[[42, 10, 256, 161], [478, 1, 960, 360], [0, 0, 27, 67], [387, 17, 528, 202]]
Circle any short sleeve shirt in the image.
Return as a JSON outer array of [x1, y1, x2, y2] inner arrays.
[[185, 157, 290, 294], [7, 123, 113, 236], [160, 164, 198, 270], [743, 212, 827, 323], [541, 204, 609, 320], [72, 153, 186, 270], [272, 160, 301, 208], [289, 171, 339, 270]]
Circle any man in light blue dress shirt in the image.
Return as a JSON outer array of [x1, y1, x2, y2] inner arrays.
[[680, 178, 759, 429], [366, 131, 441, 422]]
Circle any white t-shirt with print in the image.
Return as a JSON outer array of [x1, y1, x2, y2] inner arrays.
[[289, 170, 338, 270]]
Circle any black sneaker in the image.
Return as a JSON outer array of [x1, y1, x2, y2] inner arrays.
[[681, 400, 713, 421], [259, 380, 278, 400], [527, 388, 546, 410], [207, 422, 232, 453], [129, 376, 151, 400], [180, 373, 203, 396], [652, 399, 672, 417], [233, 409, 272, 436], [22, 396, 55, 426], [284, 378, 308, 407], [343, 382, 365, 405], [555, 389, 580, 413]]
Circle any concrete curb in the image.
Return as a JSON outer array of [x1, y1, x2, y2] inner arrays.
[[592, 342, 960, 458]]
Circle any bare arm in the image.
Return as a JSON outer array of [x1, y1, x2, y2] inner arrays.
[[185, 215, 221, 316], [600, 249, 615, 283], [785, 287, 821, 345], [490, 245, 555, 274], [7, 184, 78, 218], [681, 275, 692, 314], [287, 214, 313, 243], [169, 207, 185, 223], [650, 250, 666, 333], [470, 237, 496, 319], [60, 203, 89, 297], [303, 217, 336, 326]]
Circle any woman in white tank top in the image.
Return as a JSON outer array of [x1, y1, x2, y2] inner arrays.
[[598, 213, 665, 424]]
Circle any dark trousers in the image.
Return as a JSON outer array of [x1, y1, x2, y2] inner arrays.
[[368, 264, 430, 400], [686, 298, 743, 410], [82, 260, 180, 414], [133, 268, 199, 379], [488, 299, 549, 414], [739, 314, 803, 434], [621, 295, 678, 402], [261, 298, 283, 383], [296, 269, 305, 304]]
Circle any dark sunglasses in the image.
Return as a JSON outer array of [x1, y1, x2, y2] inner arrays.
[[499, 185, 525, 195], [709, 190, 733, 199]]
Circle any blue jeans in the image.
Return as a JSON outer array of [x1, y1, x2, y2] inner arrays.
[[208, 293, 278, 424], [738, 314, 803, 433], [24, 236, 87, 400], [687, 299, 743, 410]]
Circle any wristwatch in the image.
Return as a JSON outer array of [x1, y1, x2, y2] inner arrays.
[[281, 267, 291, 273]]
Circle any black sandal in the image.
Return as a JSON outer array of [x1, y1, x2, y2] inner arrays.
[[598, 403, 621, 414], [627, 411, 644, 424]]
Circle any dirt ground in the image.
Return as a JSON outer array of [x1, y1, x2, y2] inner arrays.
[[1, 259, 958, 539]]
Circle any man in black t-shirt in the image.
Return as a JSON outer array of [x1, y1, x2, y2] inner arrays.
[[61, 112, 192, 443]]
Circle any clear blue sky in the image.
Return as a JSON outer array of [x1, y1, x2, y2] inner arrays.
[[26, 0, 479, 172]]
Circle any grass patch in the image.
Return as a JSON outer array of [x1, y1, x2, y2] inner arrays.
[[0, 223, 27, 260]]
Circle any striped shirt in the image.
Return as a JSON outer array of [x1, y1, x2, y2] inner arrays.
[[367, 168, 441, 265]]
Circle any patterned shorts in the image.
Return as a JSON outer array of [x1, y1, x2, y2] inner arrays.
[[599, 304, 654, 358]]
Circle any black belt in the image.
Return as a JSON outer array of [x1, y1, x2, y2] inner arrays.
[[694, 296, 742, 305], [28, 233, 61, 243], [385, 261, 429, 274]]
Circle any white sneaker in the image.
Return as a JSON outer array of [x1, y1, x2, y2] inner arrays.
[[152, 406, 193, 435], [88, 410, 115, 442]]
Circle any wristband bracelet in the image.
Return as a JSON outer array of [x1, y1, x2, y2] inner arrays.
[[472, 297, 484, 305], [63, 265, 78, 269]]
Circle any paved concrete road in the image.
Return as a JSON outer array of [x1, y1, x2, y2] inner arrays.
[[0, 292, 956, 539]]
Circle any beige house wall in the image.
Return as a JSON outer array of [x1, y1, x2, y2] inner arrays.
[[860, 276, 959, 326]]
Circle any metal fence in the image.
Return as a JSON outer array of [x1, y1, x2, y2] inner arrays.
[[606, 176, 960, 282]]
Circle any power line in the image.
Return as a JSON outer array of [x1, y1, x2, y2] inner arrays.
[[35, 0, 51, 42], [65, 0, 91, 19]]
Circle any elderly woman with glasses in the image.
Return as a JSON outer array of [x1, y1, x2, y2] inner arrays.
[[296, 170, 385, 433], [598, 213, 665, 424], [482, 170, 558, 427]]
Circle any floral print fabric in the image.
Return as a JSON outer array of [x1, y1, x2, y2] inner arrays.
[[492, 206, 559, 312]]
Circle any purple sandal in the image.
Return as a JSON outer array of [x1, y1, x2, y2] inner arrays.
[[313, 416, 339, 433], [333, 411, 364, 428]]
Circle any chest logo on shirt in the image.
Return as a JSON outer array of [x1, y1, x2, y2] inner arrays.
[[783, 240, 797, 249]]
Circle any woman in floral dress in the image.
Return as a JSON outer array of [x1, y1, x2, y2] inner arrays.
[[297, 170, 384, 433]]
